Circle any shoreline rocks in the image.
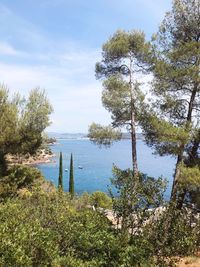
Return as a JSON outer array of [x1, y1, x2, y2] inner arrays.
[[6, 148, 55, 166]]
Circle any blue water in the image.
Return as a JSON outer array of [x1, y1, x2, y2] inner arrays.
[[37, 139, 175, 198]]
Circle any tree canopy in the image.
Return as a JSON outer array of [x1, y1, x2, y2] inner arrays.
[[89, 30, 150, 176], [140, 0, 200, 205], [0, 85, 53, 176]]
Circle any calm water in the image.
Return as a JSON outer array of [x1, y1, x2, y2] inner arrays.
[[37, 139, 175, 199]]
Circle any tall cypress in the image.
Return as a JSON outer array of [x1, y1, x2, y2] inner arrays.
[[58, 152, 63, 190], [69, 153, 74, 198]]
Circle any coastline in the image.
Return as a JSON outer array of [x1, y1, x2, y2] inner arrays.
[[6, 148, 55, 166]]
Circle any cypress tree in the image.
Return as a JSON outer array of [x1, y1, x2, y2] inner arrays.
[[58, 152, 63, 190], [69, 153, 74, 198]]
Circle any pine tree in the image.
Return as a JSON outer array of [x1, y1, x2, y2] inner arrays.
[[140, 0, 200, 206], [0, 86, 53, 177], [69, 153, 74, 198], [88, 30, 150, 176], [58, 152, 63, 190]]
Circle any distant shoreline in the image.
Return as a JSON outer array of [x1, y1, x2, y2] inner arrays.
[[7, 149, 55, 166], [47, 132, 144, 141]]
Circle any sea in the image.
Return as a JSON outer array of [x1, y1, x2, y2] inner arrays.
[[37, 139, 175, 199]]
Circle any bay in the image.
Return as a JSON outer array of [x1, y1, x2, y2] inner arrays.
[[37, 139, 175, 199]]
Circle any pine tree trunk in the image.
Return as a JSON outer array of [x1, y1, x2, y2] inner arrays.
[[190, 140, 200, 164], [170, 153, 183, 202], [170, 85, 198, 205], [176, 131, 200, 209], [129, 56, 139, 177], [131, 111, 138, 177]]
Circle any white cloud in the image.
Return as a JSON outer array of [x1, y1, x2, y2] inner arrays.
[[0, 42, 28, 57], [0, 36, 152, 132], [0, 2, 105, 133], [0, 1, 157, 132], [0, 3, 49, 53], [0, 60, 111, 132], [0, 42, 17, 56]]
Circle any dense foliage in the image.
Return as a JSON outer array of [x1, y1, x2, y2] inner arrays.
[[0, 173, 200, 267], [0, 191, 121, 267], [139, 0, 200, 206], [88, 30, 150, 175], [0, 165, 44, 201], [90, 191, 112, 209], [0, 86, 53, 177]]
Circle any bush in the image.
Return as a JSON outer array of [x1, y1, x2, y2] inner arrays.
[[146, 205, 200, 266], [0, 190, 121, 267], [0, 165, 44, 200], [0, 166, 199, 266], [90, 191, 112, 209]]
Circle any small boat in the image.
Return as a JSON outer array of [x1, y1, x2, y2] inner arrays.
[[65, 168, 68, 172], [78, 166, 83, 169]]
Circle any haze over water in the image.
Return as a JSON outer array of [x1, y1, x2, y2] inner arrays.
[[37, 139, 175, 199]]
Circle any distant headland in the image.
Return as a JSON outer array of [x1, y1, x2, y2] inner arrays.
[[47, 132, 144, 140]]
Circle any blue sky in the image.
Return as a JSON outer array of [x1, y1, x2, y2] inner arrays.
[[0, 0, 171, 132]]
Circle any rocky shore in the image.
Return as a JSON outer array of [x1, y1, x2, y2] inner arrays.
[[6, 148, 55, 166]]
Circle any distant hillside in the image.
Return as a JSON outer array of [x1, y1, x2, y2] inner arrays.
[[47, 132, 144, 140], [47, 132, 87, 139]]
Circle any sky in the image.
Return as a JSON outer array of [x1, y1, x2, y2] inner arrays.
[[0, 0, 172, 133]]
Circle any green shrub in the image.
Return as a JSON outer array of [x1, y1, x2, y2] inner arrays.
[[120, 242, 155, 267], [0, 190, 121, 267], [8, 165, 44, 187], [90, 191, 112, 209], [0, 165, 44, 200], [0, 171, 199, 266], [146, 205, 200, 266]]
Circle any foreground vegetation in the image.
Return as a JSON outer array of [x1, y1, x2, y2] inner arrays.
[[0, 165, 200, 266]]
